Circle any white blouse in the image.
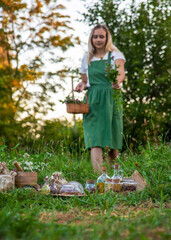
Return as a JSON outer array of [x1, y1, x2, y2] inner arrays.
[[80, 51, 126, 87]]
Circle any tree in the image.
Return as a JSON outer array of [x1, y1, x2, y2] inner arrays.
[[0, 0, 80, 146], [83, 0, 171, 149]]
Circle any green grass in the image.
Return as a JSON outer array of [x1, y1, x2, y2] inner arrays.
[[0, 140, 171, 239]]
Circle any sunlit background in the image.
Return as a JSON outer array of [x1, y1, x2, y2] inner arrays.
[[46, 0, 90, 121]]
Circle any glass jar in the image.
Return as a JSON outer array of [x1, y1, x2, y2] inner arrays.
[[104, 179, 114, 193], [105, 179, 123, 192], [122, 179, 137, 191], [85, 180, 96, 193], [113, 179, 123, 192]]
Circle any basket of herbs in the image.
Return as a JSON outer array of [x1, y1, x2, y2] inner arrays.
[[60, 91, 89, 114]]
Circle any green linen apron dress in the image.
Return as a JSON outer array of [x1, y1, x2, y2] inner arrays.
[[83, 52, 123, 149]]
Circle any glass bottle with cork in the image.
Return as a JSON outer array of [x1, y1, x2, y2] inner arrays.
[[41, 176, 50, 194], [111, 163, 123, 192], [97, 166, 110, 193], [111, 163, 122, 181]]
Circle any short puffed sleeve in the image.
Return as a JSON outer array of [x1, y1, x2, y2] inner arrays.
[[111, 51, 126, 62], [79, 54, 88, 74]]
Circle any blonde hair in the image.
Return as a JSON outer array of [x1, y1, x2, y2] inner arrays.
[[87, 24, 120, 64]]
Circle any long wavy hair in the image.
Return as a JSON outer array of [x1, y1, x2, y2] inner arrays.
[[87, 24, 120, 64]]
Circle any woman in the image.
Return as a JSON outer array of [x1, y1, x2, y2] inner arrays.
[[75, 24, 125, 172]]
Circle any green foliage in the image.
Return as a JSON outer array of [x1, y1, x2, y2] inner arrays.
[[105, 59, 119, 84], [59, 96, 85, 104], [83, 0, 171, 149], [34, 119, 85, 154], [105, 61, 122, 110], [0, 0, 80, 147]]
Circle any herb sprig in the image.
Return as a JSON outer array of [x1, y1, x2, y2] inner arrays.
[[105, 57, 123, 111], [59, 96, 84, 104]]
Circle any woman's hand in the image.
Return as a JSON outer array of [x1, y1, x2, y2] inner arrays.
[[75, 74, 87, 92], [75, 82, 86, 92], [113, 59, 125, 90], [112, 82, 121, 89]]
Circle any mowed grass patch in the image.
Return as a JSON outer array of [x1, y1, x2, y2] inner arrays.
[[0, 202, 170, 240]]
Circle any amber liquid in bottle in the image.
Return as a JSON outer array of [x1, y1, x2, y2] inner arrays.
[[97, 167, 110, 193]]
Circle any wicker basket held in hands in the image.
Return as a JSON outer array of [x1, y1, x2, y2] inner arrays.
[[67, 91, 89, 114]]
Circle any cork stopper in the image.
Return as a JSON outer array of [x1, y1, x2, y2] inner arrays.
[[102, 166, 107, 172], [113, 179, 120, 183], [86, 180, 95, 184], [114, 163, 119, 169], [106, 179, 113, 183]]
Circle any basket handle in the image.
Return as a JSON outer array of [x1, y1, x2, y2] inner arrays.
[[68, 90, 88, 104]]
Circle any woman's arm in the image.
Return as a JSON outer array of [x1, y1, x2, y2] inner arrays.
[[112, 59, 125, 89], [75, 74, 88, 92]]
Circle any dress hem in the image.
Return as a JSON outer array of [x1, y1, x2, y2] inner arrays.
[[85, 145, 122, 150]]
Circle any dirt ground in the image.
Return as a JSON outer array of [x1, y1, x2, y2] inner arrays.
[[39, 200, 171, 225]]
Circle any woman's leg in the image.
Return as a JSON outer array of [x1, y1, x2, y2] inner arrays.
[[91, 147, 103, 172], [108, 149, 119, 166]]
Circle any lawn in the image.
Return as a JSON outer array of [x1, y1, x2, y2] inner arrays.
[[0, 140, 170, 239]]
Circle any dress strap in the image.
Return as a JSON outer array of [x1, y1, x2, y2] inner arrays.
[[108, 52, 112, 63]]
